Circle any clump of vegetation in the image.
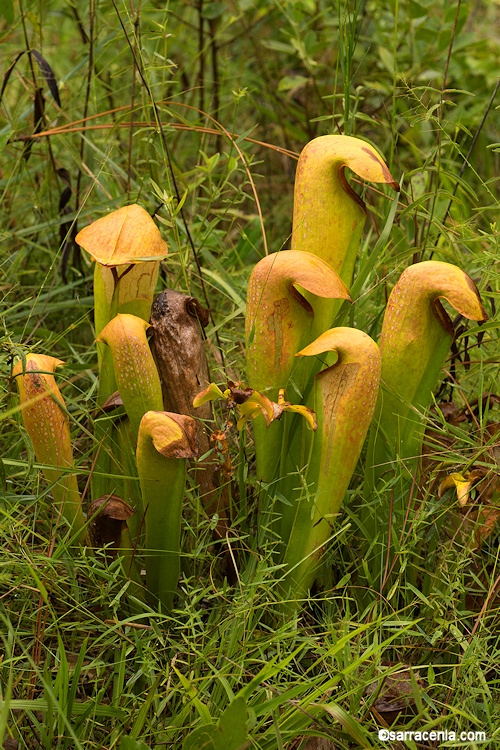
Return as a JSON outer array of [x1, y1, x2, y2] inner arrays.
[[1, 1, 499, 748]]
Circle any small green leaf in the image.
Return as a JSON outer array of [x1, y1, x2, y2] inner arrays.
[[378, 46, 394, 73], [278, 75, 310, 92], [319, 703, 376, 749], [183, 725, 216, 750], [214, 697, 250, 750], [261, 40, 295, 54], [275, 490, 292, 507], [427, 664, 435, 686], [183, 699, 250, 750], [0, 0, 14, 23], [119, 738, 150, 750]]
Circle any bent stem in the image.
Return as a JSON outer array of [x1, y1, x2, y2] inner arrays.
[[361, 261, 487, 594], [245, 250, 349, 482], [277, 137, 396, 502], [291, 134, 399, 338], [13, 355, 86, 545], [137, 411, 198, 611], [365, 261, 487, 494], [77, 203, 168, 404], [96, 314, 164, 532], [277, 328, 380, 611]]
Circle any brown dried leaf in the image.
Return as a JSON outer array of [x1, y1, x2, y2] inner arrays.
[[475, 504, 500, 548], [465, 393, 500, 420], [1, 51, 26, 106], [441, 468, 500, 549], [32, 49, 61, 106], [100, 391, 124, 412], [150, 290, 228, 528], [300, 739, 338, 750], [88, 494, 134, 551], [151, 289, 211, 419], [434, 402, 467, 427], [210, 430, 234, 479], [227, 381, 254, 405], [365, 667, 423, 714]]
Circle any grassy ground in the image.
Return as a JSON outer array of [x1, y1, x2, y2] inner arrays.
[[1, 0, 499, 747]]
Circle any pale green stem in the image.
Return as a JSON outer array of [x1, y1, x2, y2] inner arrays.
[[13, 356, 86, 545], [359, 262, 487, 596], [97, 314, 164, 441], [278, 328, 381, 611], [138, 438, 185, 611], [245, 251, 349, 483], [92, 261, 160, 504]]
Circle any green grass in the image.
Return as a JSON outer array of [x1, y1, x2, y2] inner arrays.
[[1, 0, 500, 747]]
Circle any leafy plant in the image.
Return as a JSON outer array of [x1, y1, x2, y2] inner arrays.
[[2, 1, 498, 745], [136, 410, 198, 611], [12, 126, 491, 622], [12, 354, 86, 545]]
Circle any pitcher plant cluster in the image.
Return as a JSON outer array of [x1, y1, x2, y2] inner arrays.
[[13, 136, 487, 614]]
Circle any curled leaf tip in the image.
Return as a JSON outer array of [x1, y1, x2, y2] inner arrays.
[[193, 382, 226, 408], [369, 263, 488, 495], [382, 261, 488, 343], [13, 354, 65, 379], [246, 251, 350, 392], [247, 251, 350, 310], [297, 135, 399, 188], [439, 472, 475, 507], [13, 355, 68, 415], [294, 134, 398, 230], [297, 326, 380, 365], [140, 411, 199, 459], [76, 204, 168, 267], [96, 312, 151, 345], [88, 495, 135, 549], [291, 136, 397, 284], [297, 326, 381, 435]]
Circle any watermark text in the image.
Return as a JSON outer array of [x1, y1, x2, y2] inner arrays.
[[378, 728, 486, 744]]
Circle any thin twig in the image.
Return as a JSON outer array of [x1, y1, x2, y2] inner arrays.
[[16, 117, 299, 160]]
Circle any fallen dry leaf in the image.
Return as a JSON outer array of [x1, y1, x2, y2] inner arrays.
[[300, 739, 338, 750], [88, 494, 135, 554], [365, 666, 423, 715]]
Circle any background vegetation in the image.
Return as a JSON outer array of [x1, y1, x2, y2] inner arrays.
[[0, 0, 499, 747]]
